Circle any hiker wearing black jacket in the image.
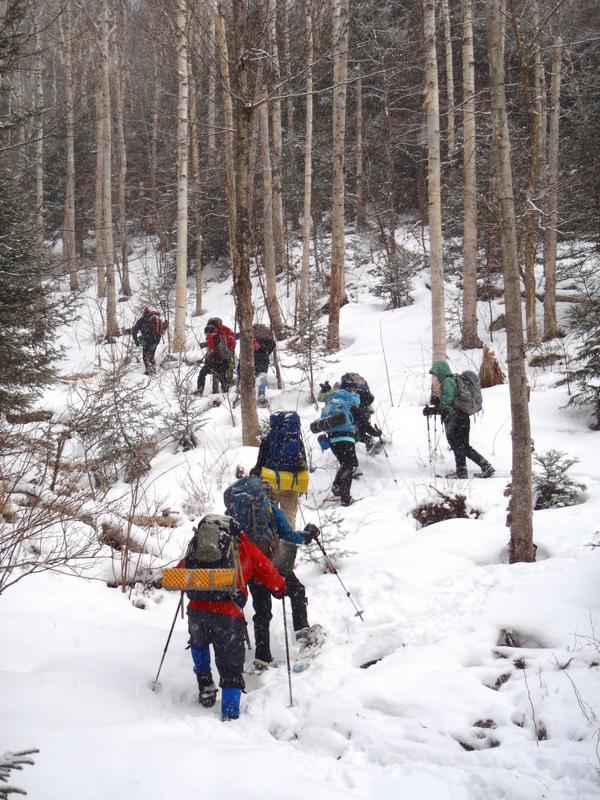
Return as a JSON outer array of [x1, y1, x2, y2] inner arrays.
[[131, 306, 166, 375]]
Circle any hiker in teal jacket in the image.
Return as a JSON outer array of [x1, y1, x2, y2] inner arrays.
[[423, 361, 494, 479]]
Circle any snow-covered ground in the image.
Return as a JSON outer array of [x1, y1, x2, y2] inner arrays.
[[2, 233, 599, 799]]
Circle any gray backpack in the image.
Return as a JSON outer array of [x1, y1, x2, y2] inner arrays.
[[453, 371, 483, 415]]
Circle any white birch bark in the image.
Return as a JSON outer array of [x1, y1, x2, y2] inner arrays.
[[423, 0, 446, 362], [207, 13, 217, 168], [94, 74, 106, 298], [189, 63, 203, 316], [114, 14, 131, 297], [441, 0, 455, 155], [32, 2, 44, 271], [299, 2, 313, 315], [543, 35, 562, 340], [101, 0, 118, 341], [355, 63, 365, 228], [60, 0, 79, 291], [268, 0, 286, 275], [173, 0, 189, 353]]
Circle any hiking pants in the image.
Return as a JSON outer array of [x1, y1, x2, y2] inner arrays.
[[187, 609, 246, 690], [444, 411, 489, 473], [142, 341, 159, 374], [249, 573, 308, 663], [273, 488, 299, 528], [197, 354, 230, 394], [329, 440, 358, 502]]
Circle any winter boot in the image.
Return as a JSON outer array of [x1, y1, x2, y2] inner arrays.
[[196, 671, 217, 708], [221, 687, 241, 721], [446, 469, 467, 479], [295, 625, 325, 648], [340, 496, 356, 507], [252, 658, 277, 672], [478, 463, 495, 479]]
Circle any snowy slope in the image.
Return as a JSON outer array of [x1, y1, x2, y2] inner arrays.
[[1, 233, 599, 800]]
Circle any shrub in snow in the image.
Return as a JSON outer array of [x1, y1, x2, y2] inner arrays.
[[371, 249, 420, 310], [300, 509, 355, 571], [533, 449, 586, 510], [412, 488, 481, 528], [0, 749, 38, 798], [567, 268, 600, 429]]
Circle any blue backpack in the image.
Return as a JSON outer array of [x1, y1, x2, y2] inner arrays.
[[265, 412, 304, 473], [223, 476, 274, 549], [320, 389, 359, 435]]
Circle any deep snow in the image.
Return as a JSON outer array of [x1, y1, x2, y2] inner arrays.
[[1, 232, 599, 799]]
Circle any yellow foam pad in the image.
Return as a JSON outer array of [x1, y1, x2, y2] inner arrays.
[[260, 467, 309, 493], [162, 567, 236, 591]]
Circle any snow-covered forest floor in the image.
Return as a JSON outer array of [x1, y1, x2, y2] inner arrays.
[[2, 228, 600, 800]]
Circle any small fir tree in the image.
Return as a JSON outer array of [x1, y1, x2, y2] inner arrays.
[[533, 449, 586, 510], [568, 272, 600, 429]]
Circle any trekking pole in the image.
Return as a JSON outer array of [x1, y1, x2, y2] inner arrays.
[[281, 595, 294, 707], [314, 538, 365, 622], [379, 438, 401, 491], [151, 593, 183, 691], [426, 416, 433, 471]]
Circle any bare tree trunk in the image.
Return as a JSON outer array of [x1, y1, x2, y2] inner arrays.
[[189, 63, 203, 316], [282, 0, 294, 136], [114, 14, 131, 297], [511, 0, 539, 345], [299, 1, 313, 316], [61, 0, 79, 292], [231, 0, 260, 445], [355, 63, 365, 229], [248, 61, 264, 229], [543, 35, 562, 340], [268, 0, 286, 275], [383, 72, 397, 253], [94, 76, 106, 298], [101, 0, 118, 341], [441, 0, 455, 156], [461, 0, 480, 348], [148, 51, 168, 252], [173, 0, 189, 353], [32, 2, 44, 272], [486, 0, 534, 563], [423, 0, 446, 362], [326, 0, 350, 352], [207, 12, 216, 168], [259, 92, 286, 338]]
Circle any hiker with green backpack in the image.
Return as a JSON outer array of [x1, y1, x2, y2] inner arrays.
[[423, 360, 495, 479]]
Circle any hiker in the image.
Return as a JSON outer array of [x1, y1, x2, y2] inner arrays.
[[177, 513, 285, 720], [249, 410, 309, 527], [423, 360, 495, 479], [311, 385, 361, 506], [253, 323, 276, 407], [195, 317, 236, 395], [223, 475, 322, 671], [339, 373, 383, 455], [131, 305, 167, 375]]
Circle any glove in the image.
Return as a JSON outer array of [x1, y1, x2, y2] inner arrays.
[[372, 425, 383, 437], [319, 381, 331, 394], [303, 523, 320, 543], [272, 581, 286, 599], [423, 405, 437, 417]]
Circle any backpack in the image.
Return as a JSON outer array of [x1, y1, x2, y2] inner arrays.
[[453, 370, 483, 415], [215, 331, 235, 362], [265, 412, 305, 475], [340, 372, 369, 393], [183, 514, 243, 603], [310, 389, 358, 436], [253, 323, 275, 348], [223, 476, 274, 552]]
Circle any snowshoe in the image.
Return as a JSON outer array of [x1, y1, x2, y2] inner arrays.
[[257, 396, 269, 409], [445, 471, 468, 479], [293, 625, 327, 673], [245, 658, 278, 675], [352, 469, 363, 479], [367, 439, 384, 456], [477, 465, 495, 479]]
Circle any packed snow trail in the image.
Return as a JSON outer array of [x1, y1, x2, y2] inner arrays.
[[1, 235, 599, 799]]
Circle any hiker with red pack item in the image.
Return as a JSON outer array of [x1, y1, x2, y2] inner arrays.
[[195, 317, 236, 395], [131, 305, 168, 375], [176, 513, 285, 720]]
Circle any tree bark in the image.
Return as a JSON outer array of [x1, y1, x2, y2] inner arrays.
[[355, 63, 365, 229], [326, 0, 350, 352], [101, 0, 118, 341], [94, 73, 106, 298], [259, 91, 285, 337], [33, 2, 44, 273], [543, 35, 562, 340], [189, 61, 203, 316], [61, 0, 79, 292], [173, 0, 189, 353], [461, 0, 480, 348], [148, 49, 168, 252], [268, 0, 286, 276], [231, 0, 260, 445], [486, 0, 534, 563], [441, 0, 455, 156], [423, 0, 446, 362], [207, 12, 217, 169], [299, 1, 313, 316], [114, 13, 131, 297]]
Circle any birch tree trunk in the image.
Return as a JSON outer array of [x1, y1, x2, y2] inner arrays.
[[355, 63, 365, 229], [461, 0, 480, 348], [114, 14, 131, 297], [543, 35, 562, 340], [33, 2, 44, 272], [326, 0, 350, 352], [173, 0, 189, 353], [231, 0, 260, 445], [101, 0, 118, 341], [423, 0, 446, 362], [268, 0, 286, 275], [486, 0, 534, 563], [298, 1, 313, 315], [94, 75, 106, 298], [61, 0, 79, 292], [189, 64, 203, 316], [441, 0, 455, 156], [259, 92, 286, 338], [207, 13, 216, 169], [248, 61, 264, 229], [148, 50, 168, 252]]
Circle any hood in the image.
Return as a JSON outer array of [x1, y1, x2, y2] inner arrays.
[[429, 361, 453, 381]]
